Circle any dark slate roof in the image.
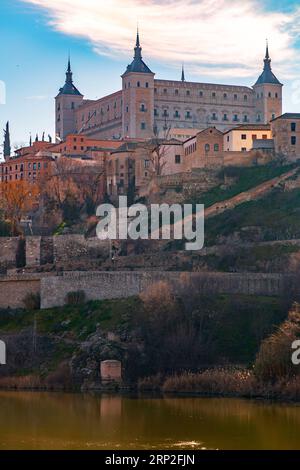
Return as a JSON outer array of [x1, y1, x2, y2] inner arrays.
[[57, 60, 82, 96], [254, 45, 282, 86], [271, 113, 300, 122], [123, 32, 153, 76]]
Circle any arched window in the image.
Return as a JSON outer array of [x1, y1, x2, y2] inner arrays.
[[137, 81, 140, 87], [214, 144, 219, 152], [205, 144, 210, 152]]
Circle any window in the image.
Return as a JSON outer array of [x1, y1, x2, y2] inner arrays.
[[126, 106, 129, 113], [154, 109, 158, 116], [234, 94, 238, 101], [175, 155, 181, 164], [163, 110, 168, 117], [272, 114, 275, 120], [275, 93, 278, 98], [174, 110, 180, 118], [244, 95, 248, 101], [291, 123, 297, 132], [186, 111, 191, 119], [241, 134, 247, 140], [223, 114, 228, 121], [214, 144, 219, 152], [205, 144, 210, 152], [175, 89, 179, 95], [233, 114, 239, 122], [146, 82, 149, 88], [241, 147, 247, 152], [144, 160, 150, 169], [257, 114, 261, 122], [137, 81, 140, 87], [223, 93, 227, 99], [268, 92, 271, 98], [262, 135, 268, 140], [71, 102, 75, 109], [243, 115, 248, 122], [163, 89, 167, 94], [140, 104, 146, 112], [291, 136, 297, 146], [227, 136, 230, 142], [212, 113, 217, 121], [252, 134, 257, 140], [212, 92, 216, 98], [199, 91, 203, 97], [141, 122, 146, 130], [186, 90, 190, 96]]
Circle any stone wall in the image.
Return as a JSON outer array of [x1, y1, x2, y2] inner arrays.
[[26, 237, 41, 268], [0, 270, 291, 310], [53, 235, 110, 267], [0, 275, 40, 309], [0, 238, 20, 271], [40, 271, 288, 309]]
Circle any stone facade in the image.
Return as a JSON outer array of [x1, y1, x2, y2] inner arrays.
[[271, 113, 300, 161], [55, 35, 282, 141]]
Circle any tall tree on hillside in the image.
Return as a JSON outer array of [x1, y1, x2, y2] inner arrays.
[[3, 121, 11, 160]]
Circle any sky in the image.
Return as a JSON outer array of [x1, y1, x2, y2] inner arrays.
[[1, 0, 300, 152]]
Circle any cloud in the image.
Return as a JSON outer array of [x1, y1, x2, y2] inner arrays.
[[21, 0, 300, 80], [25, 95, 49, 100]]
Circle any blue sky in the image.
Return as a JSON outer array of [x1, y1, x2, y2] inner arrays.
[[1, 0, 300, 151]]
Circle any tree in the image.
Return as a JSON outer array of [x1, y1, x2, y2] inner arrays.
[[41, 157, 105, 221], [143, 126, 171, 177], [3, 121, 11, 160], [0, 180, 39, 235]]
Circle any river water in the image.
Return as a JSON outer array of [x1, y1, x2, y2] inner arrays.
[[0, 391, 300, 450]]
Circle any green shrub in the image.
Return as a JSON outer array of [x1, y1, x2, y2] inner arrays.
[[66, 290, 86, 306], [23, 293, 41, 310]]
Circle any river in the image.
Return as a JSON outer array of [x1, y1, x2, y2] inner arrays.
[[0, 391, 300, 450]]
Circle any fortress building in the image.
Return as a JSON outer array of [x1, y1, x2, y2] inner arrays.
[[55, 33, 283, 142]]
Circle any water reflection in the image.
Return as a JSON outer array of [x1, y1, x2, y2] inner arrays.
[[0, 392, 300, 450]]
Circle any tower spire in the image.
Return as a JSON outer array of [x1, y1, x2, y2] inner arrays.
[[66, 55, 73, 85], [265, 39, 270, 61], [134, 27, 142, 60], [254, 41, 281, 86], [181, 64, 186, 82]]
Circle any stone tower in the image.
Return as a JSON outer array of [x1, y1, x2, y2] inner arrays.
[[55, 59, 83, 141], [253, 43, 283, 124], [122, 31, 155, 139]]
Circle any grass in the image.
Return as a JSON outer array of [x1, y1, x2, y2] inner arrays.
[[0, 297, 141, 340], [186, 163, 297, 208], [202, 244, 300, 272], [205, 188, 300, 245]]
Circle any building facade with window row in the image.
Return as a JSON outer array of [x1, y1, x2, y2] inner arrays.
[[55, 34, 283, 141]]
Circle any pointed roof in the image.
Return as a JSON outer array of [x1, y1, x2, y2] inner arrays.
[[57, 57, 83, 96], [123, 30, 153, 76], [254, 42, 282, 86], [181, 64, 186, 82]]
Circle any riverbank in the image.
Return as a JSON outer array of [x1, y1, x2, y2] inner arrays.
[[138, 369, 300, 402], [2, 368, 300, 403]]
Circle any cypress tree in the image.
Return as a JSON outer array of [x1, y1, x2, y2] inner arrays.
[[3, 121, 11, 160]]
